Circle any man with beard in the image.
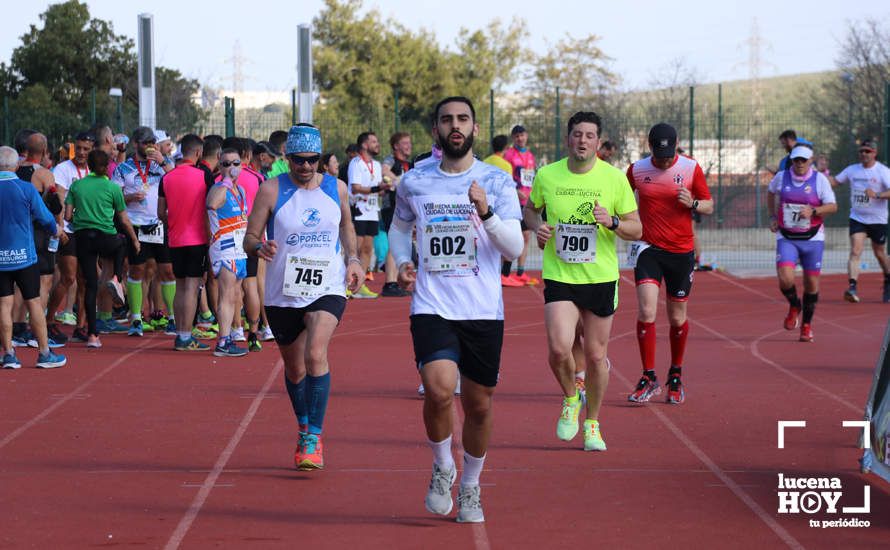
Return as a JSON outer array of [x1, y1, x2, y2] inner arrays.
[[389, 97, 523, 523], [347, 131, 388, 298]]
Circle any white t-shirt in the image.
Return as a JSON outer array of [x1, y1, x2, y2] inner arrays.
[[394, 159, 522, 320], [53, 160, 89, 234], [767, 170, 836, 242], [834, 162, 890, 225], [347, 155, 382, 221]]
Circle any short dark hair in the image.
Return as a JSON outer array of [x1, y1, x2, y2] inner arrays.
[[87, 149, 109, 175], [318, 152, 336, 173], [779, 129, 797, 140], [600, 140, 616, 151], [74, 131, 96, 143], [202, 135, 223, 159], [390, 132, 410, 149], [567, 111, 602, 136], [491, 135, 508, 153], [222, 137, 247, 156], [179, 134, 204, 157], [220, 147, 240, 158], [90, 124, 112, 145], [434, 96, 476, 122], [357, 131, 376, 147], [345, 143, 359, 155], [269, 130, 288, 152], [14, 129, 38, 155], [203, 134, 224, 143]]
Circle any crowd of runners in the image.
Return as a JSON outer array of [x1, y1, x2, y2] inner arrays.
[[2, 95, 889, 524]]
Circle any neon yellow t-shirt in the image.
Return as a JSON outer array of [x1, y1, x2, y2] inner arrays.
[[483, 154, 513, 175], [529, 157, 637, 284]]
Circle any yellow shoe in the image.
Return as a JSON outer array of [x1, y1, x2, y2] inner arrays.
[[353, 284, 378, 299], [583, 419, 607, 451], [556, 393, 582, 441]]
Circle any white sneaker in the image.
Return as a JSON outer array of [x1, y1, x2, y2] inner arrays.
[[417, 382, 425, 396], [456, 484, 484, 523], [424, 463, 456, 515], [258, 326, 275, 341], [231, 327, 246, 342]]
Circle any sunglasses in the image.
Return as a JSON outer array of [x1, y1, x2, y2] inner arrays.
[[140, 140, 157, 145], [288, 154, 321, 165], [859, 149, 875, 154], [220, 160, 242, 167]]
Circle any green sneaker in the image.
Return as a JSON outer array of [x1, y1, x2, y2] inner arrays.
[[248, 332, 262, 352], [192, 327, 218, 340], [582, 419, 607, 451], [556, 392, 582, 441]]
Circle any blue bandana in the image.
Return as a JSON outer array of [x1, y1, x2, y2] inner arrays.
[[286, 125, 322, 155]]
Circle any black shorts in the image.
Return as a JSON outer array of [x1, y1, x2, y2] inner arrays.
[[849, 218, 888, 245], [33, 226, 56, 276], [353, 220, 379, 237], [0, 263, 41, 300], [246, 255, 258, 278], [634, 246, 695, 301], [543, 279, 618, 317], [169, 245, 208, 279], [128, 233, 172, 265], [410, 314, 504, 387], [265, 295, 347, 346], [59, 232, 77, 257]]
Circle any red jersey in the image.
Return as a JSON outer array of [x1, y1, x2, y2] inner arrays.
[[627, 155, 711, 253]]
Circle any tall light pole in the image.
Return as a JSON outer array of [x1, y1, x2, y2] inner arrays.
[[842, 71, 855, 163], [109, 87, 123, 133]]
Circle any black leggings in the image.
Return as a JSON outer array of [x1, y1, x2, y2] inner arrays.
[[74, 229, 126, 336]]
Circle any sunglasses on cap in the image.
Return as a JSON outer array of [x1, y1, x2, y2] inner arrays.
[[220, 160, 242, 168], [288, 154, 321, 165]]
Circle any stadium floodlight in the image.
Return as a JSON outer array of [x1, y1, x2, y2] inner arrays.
[[137, 13, 156, 128], [298, 24, 313, 124]]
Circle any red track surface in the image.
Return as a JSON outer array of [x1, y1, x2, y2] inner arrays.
[[1, 272, 889, 549]]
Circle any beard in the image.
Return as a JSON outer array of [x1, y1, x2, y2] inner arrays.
[[437, 128, 474, 159]]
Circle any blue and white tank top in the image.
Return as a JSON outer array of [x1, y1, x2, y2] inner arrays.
[[265, 173, 346, 307], [208, 183, 248, 262]]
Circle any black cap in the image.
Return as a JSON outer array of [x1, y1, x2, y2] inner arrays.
[[511, 125, 527, 136], [254, 140, 277, 157], [648, 123, 677, 159]]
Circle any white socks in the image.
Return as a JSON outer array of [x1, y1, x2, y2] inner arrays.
[[461, 452, 486, 487], [428, 436, 455, 471]]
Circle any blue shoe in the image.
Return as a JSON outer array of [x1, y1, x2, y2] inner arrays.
[[11, 334, 29, 347], [46, 337, 65, 349], [2, 352, 21, 369], [213, 337, 247, 357], [36, 350, 66, 369], [100, 319, 129, 334], [128, 319, 144, 337], [175, 336, 210, 351], [165, 318, 177, 336]]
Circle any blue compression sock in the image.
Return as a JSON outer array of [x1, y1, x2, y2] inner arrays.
[[306, 372, 331, 435], [284, 374, 308, 429]]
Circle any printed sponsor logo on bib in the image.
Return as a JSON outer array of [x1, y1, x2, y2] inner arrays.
[[283, 255, 332, 298], [422, 220, 476, 272], [853, 192, 869, 205], [555, 223, 597, 264], [232, 228, 247, 259], [626, 240, 651, 268], [138, 223, 164, 244], [356, 194, 380, 221], [782, 203, 811, 231], [520, 168, 535, 188]]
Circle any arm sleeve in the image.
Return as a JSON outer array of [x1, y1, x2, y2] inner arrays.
[[691, 164, 712, 200], [482, 215, 524, 260], [388, 216, 414, 267]]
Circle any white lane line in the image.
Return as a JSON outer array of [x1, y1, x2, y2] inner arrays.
[[0, 338, 161, 451], [163, 359, 283, 550]]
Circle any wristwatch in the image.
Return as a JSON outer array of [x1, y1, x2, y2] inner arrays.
[[609, 215, 620, 230], [691, 200, 700, 212], [480, 208, 494, 221]]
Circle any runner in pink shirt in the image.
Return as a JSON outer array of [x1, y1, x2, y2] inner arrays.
[[501, 125, 538, 286], [158, 134, 210, 351]]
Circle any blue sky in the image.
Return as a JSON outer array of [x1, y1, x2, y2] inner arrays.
[[1, 1, 884, 95]]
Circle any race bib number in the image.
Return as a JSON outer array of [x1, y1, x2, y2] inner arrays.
[[853, 191, 869, 205], [555, 224, 597, 264], [138, 223, 164, 244], [520, 168, 535, 188], [422, 220, 476, 271], [283, 255, 332, 298], [356, 194, 380, 221], [626, 240, 651, 268], [782, 204, 810, 231], [232, 227, 247, 259]]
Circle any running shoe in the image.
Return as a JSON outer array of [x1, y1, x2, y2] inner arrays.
[[883, 280, 890, 303], [192, 326, 217, 340], [575, 377, 587, 406], [248, 332, 262, 352], [2, 352, 21, 369], [164, 318, 177, 336], [666, 368, 685, 404], [380, 282, 410, 297], [231, 327, 246, 342], [36, 350, 66, 369], [800, 323, 814, 343], [11, 332, 30, 347], [556, 393, 582, 441], [582, 419, 607, 451], [293, 434, 305, 469], [70, 327, 89, 343], [512, 273, 531, 284], [46, 337, 65, 349], [783, 306, 801, 330], [456, 484, 484, 523], [175, 336, 210, 351], [151, 315, 169, 331], [100, 319, 129, 334], [425, 463, 456, 515], [417, 382, 425, 396], [365, 270, 375, 282], [86, 335, 102, 349], [628, 373, 661, 403], [353, 284, 378, 299], [54, 311, 77, 326], [197, 311, 216, 325], [22, 330, 39, 348], [214, 337, 247, 357], [128, 319, 144, 337], [47, 323, 69, 345], [844, 287, 860, 303], [106, 279, 126, 307], [525, 276, 541, 286], [298, 434, 324, 470], [501, 274, 523, 287], [258, 326, 275, 341]]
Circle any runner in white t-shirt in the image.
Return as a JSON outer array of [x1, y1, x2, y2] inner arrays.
[[832, 139, 890, 303], [389, 96, 524, 524], [347, 131, 389, 298]]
